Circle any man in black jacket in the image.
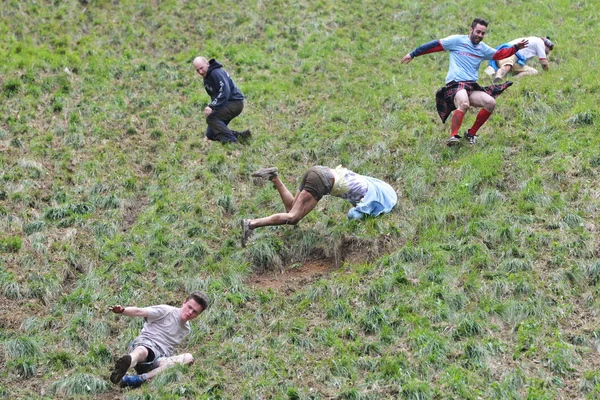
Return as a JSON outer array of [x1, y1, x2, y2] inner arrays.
[[193, 57, 250, 144]]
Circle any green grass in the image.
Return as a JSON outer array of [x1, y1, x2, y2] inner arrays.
[[1, 0, 599, 398]]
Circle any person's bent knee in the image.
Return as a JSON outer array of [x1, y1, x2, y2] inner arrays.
[[206, 114, 222, 125], [483, 98, 496, 112], [285, 216, 302, 225], [457, 101, 470, 112], [282, 213, 303, 225]]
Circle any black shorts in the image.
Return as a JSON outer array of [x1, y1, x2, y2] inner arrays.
[[298, 166, 333, 201]]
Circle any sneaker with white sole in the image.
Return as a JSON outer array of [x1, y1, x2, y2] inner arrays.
[[465, 132, 477, 145], [446, 135, 461, 147]]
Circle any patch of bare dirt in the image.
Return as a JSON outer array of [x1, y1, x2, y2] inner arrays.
[[247, 258, 337, 292], [0, 297, 41, 330], [247, 234, 399, 293], [122, 196, 149, 232]]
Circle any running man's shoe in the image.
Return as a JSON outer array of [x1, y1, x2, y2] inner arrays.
[[465, 133, 478, 145], [237, 129, 252, 144], [110, 355, 132, 384], [251, 167, 278, 180], [446, 135, 461, 147], [119, 374, 145, 388]]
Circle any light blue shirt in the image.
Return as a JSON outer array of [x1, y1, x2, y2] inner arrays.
[[439, 35, 497, 83], [347, 177, 397, 220]]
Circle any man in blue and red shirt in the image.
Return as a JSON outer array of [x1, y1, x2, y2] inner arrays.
[[401, 18, 528, 146]]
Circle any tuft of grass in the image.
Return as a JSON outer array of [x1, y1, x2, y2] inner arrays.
[[5, 336, 41, 360], [0, 236, 22, 253], [48, 373, 110, 396]]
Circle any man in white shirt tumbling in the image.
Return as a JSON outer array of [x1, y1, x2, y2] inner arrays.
[[485, 36, 555, 83], [108, 292, 209, 388]]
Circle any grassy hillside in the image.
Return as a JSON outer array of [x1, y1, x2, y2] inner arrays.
[[1, 0, 599, 398]]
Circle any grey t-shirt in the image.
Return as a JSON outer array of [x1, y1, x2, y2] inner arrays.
[[137, 305, 190, 357]]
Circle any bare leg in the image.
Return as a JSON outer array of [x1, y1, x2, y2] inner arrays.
[[465, 91, 496, 137], [271, 177, 295, 212], [514, 69, 539, 79], [143, 353, 195, 381], [468, 91, 496, 112], [494, 64, 513, 81], [128, 347, 149, 368], [248, 190, 318, 229], [453, 89, 470, 113], [110, 346, 148, 384]]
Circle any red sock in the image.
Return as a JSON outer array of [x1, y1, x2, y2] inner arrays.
[[468, 109, 492, 135], [450, 110, 465, 137]]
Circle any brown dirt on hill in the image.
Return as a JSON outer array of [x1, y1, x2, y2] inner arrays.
[[247, 233, 398, 292], [122, 196, 149, 232], [247, 258, 336, 292]]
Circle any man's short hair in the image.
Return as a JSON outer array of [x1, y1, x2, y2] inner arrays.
[[187, 292, 209, 311], [471, 18, 489, 29]]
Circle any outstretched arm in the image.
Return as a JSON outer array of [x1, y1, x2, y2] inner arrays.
[[108, 305, 149, 318], [401, 40, 444, 64], [493, 39, 529, 60]]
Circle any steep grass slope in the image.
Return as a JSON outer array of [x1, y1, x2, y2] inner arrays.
[[1, 0, 599, 398]]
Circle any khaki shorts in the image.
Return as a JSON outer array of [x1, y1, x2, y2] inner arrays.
[[299, 166, 333, 201], [496, 55, 537, 74]]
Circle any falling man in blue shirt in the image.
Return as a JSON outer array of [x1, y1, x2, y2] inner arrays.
[[401, 18, 528, 147]]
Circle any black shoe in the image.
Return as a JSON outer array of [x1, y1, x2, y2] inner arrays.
[[238, 129, 251, 139], [446, 135, 461, 147], [465, 132, 477, 145], [493, 77, 503, 84], [251, 167, 278, 180], [236, 129, 252, 144], [110, 355, 132, 384], [241, 219, 252, 248]]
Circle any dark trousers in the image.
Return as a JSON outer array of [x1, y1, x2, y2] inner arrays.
[[205, 100, 244, 144]]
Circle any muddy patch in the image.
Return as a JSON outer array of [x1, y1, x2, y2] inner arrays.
[[247, 258, 337, 292], [247, 234, 398, 292], [122, 196, 149, 232]]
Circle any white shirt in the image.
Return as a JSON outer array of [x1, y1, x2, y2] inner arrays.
[[138, 305, 190, 357], [509, 37, 548, 61]]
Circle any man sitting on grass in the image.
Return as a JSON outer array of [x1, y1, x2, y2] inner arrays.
[[241, 166, 397, 247], [108, 292, 209, 388]]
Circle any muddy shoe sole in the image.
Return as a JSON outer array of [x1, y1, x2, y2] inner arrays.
[[110, 354, 132, 384], [446, 136, 461, 147], [251, 167, 278, 180]]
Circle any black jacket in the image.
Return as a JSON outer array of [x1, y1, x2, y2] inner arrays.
[[203, 59, 244, 109]]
